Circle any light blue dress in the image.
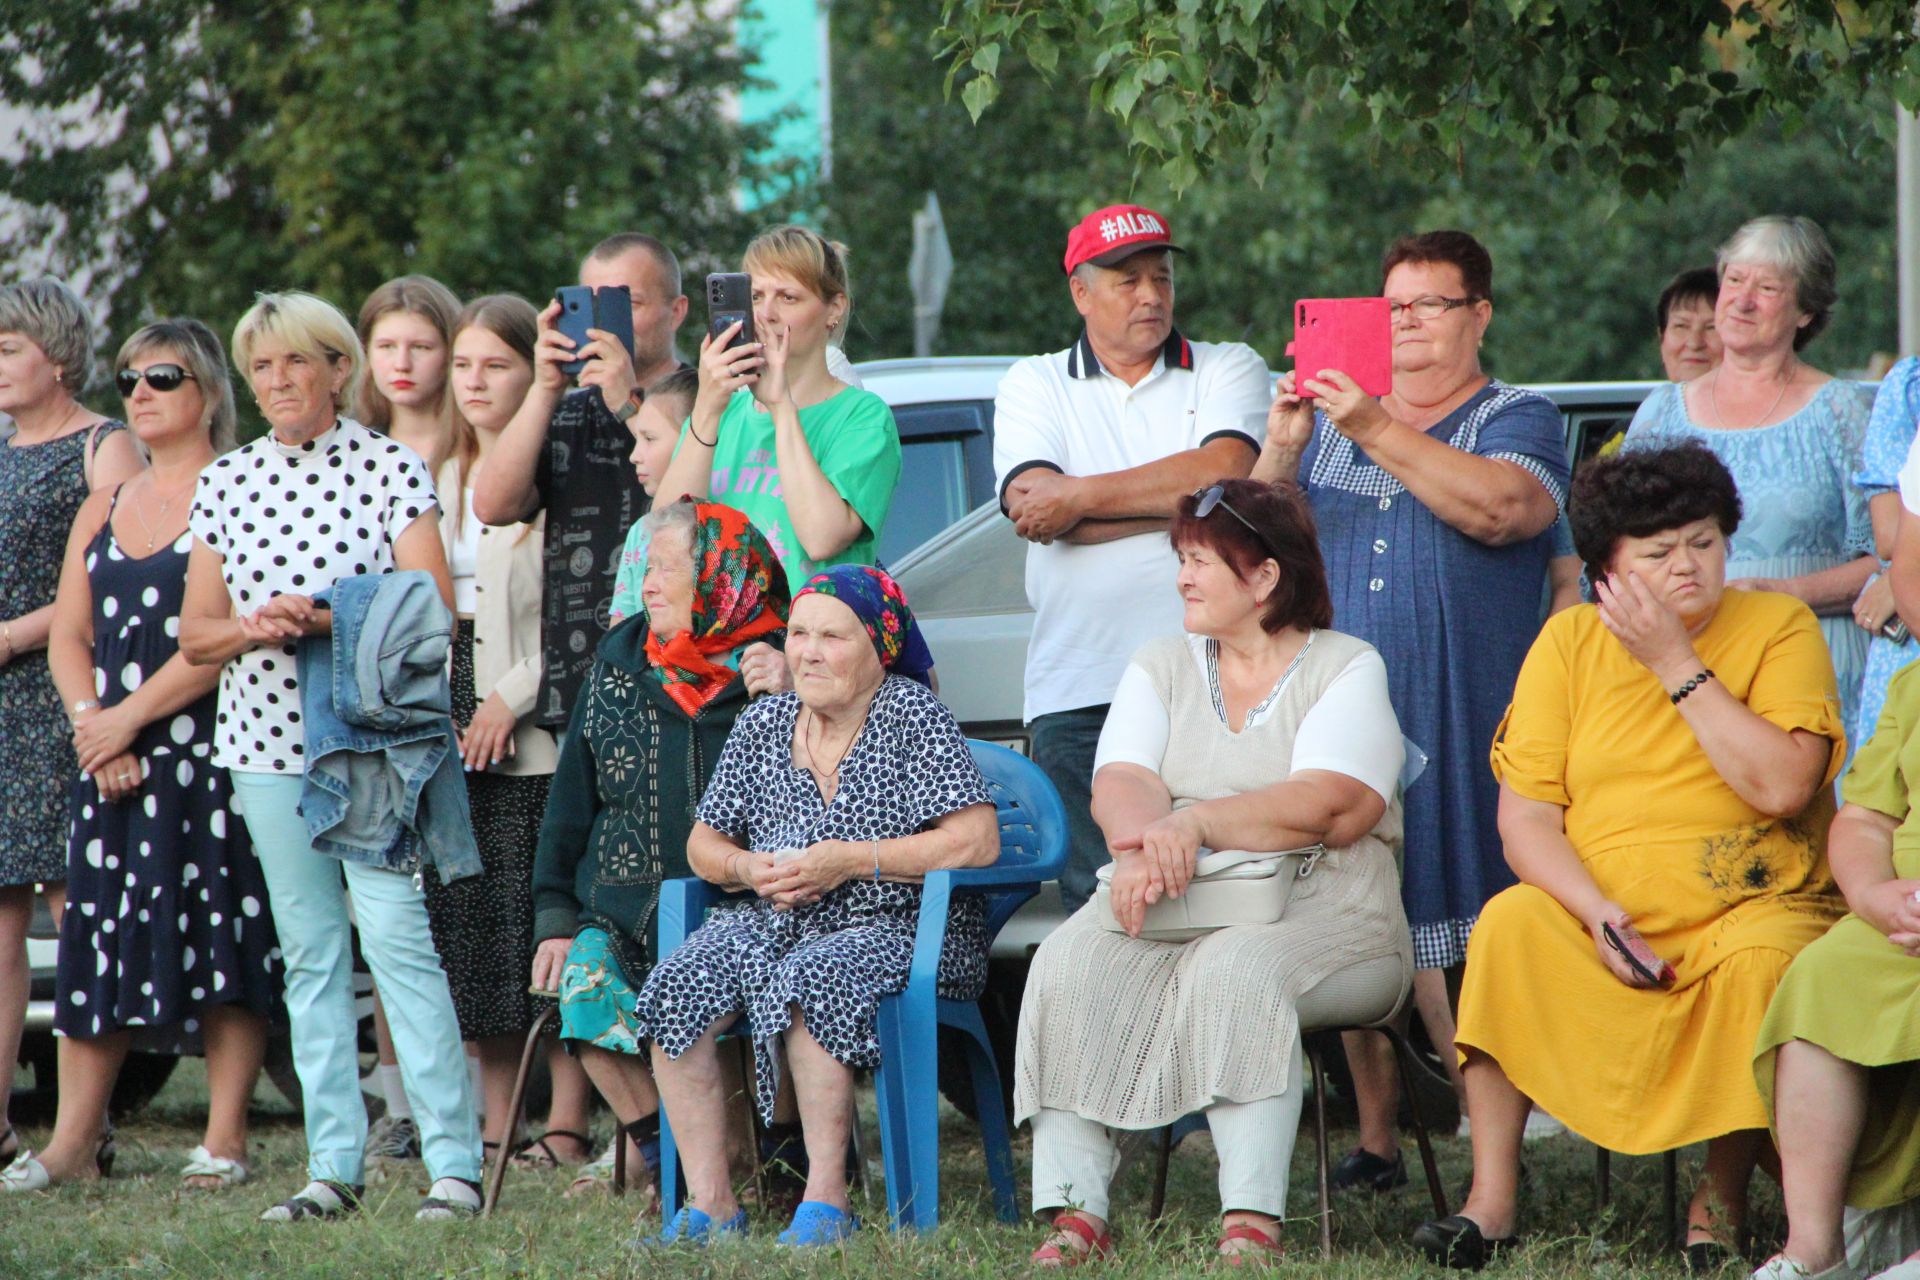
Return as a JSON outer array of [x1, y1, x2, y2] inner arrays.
[[1851, 356, 1920, 752], [1624, 378, 1875, 732]]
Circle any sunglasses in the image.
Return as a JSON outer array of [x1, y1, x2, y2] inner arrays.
[[115, 363, 198, 396], [1192, 484, 1284, 561]]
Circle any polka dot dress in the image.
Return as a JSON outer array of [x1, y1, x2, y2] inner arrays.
[[54, 493, 285, 1039], [633, 677, 992, 1122], [188, 419, 435, 773]]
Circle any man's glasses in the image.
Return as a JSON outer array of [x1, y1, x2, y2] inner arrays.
[[1386, 295, 1481, 321], [1193, 484, 1283, 562], [115, 363, 198, 396]]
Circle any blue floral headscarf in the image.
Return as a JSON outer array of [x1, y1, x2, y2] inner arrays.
[[793, 565, 935, 688]]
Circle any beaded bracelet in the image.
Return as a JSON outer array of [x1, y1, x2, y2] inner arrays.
[[871, 838, 881, 883], [1669, 669, 1715, 705]]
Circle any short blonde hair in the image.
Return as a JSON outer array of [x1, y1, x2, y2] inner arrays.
[[117, 319, 238, 453], [0, 278, 95, 390], [231, 291, 363, 411], [742, 225, 852, 330]]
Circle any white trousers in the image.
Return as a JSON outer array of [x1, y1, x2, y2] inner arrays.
[[1030, 1029, 1306, 1220]]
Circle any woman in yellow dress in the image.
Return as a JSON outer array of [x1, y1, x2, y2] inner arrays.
[[1414, 441, 1847, 1272], [1748, 663, 1920, 1280]]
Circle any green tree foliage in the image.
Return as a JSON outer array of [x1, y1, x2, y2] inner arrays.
[[933, 0, 1920, 200], [828, 0, 1898, 380], [1, 1, 796, 389]]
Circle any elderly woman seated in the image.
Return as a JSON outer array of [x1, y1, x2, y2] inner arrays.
[[634, 565, 998, 1248], [1748, 673, 1920, 1280], [1015, 478, 1412, 1268], [528, 499, 789, 1196], [1416, 442, 1848, 1272]]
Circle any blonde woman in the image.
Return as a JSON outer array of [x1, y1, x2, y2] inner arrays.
[[181, 291, 481, 1221], [357, 275, 461, 472]]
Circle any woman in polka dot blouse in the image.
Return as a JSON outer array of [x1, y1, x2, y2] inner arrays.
[[180, 292, 482, 1223], [1, 320, 283, 1195]]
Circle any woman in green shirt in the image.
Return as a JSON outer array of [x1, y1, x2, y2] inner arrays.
[[652, 225, 901, 584]]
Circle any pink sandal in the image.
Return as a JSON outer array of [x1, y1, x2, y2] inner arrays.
[[1032, 1213, 1113, 1268], [1216, 1223, 1284, 1267]]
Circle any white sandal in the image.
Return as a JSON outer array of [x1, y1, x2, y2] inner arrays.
[[0, 1152, 52, 1193], [180, 1145, 250, 1188]]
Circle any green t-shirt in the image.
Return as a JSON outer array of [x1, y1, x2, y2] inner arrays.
[[676, 385, 901, 586]]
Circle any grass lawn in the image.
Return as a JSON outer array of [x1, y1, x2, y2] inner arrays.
[[0, 1057, 1776, 1279]]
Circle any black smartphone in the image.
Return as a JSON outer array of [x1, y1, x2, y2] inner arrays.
[[706, 272, 755, 351], [1884, 616, 1911, 644], [1602, 921, 1675, 987], [554, 285, 634, 377]]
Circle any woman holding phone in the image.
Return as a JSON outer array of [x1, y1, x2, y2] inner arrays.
[[650, 225, 900, 584]]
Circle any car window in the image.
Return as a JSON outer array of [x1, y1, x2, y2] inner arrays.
[[880, 435, 971, 565]]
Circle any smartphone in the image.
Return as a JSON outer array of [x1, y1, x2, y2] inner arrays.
[[554, 285, 635, 377], [706, 272, 755, 352], [1884, 616, 1911, 644], [1286, 297, 1393, 399], [1602, 921, 1676, 988]]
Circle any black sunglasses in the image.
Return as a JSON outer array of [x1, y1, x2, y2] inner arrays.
[[1192, 484, 1284, 561], [115, 363, 198, 396]]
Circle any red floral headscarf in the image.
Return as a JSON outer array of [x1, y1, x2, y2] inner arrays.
[[642, 501, 789, 716]]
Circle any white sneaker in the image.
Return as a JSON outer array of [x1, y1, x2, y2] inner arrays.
[[1749, 1254, 1865, 1280]]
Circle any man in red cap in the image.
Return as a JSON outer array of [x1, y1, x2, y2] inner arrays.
[[993, 203, 1271, 914]]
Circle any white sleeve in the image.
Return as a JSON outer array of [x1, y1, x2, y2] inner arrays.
[[1901, 432, 1920, 515], [1092, 663, 1169, 775], [1289, 649, 1406, 804], [992, 358, 1066, 505], [1193, 342, 1271, 452], [826, 344, 865, 389]]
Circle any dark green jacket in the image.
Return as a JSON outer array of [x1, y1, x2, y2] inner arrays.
[[530, 614, 751, 979]]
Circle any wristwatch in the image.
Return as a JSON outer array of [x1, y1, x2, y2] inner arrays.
[[613, 391, 642, 423]]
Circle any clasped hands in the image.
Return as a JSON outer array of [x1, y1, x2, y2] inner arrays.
[[71, 703, 144, 801], [1858, 879, 1920, 958], [1104, 808, 1206, 938], [238, 593, 327, 647], [732, 839, 868, 911]]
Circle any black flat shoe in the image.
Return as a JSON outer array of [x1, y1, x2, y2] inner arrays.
[[0, 1126, 18, 1172], [1685, 1240, 1741, 1274], [1412, 1215, 1517, 1271], [1329, 1146, 1408, 1192]]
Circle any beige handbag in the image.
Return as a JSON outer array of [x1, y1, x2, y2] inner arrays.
[[1094, 846, 1326, 943]]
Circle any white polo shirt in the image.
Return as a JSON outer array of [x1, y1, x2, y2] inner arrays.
[[992, 328, 1270, 721]]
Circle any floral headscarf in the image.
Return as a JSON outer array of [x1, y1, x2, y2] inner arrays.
[[643, 501, 789, 716], [793, 564, 935, 688]]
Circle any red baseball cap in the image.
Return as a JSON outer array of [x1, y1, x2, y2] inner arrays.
[[1062, 203, 1185, 275]]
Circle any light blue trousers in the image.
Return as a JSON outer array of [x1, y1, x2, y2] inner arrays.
[[230, 772, 480, 1185]]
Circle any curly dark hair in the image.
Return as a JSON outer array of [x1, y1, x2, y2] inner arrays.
[[1568, 442, 1742, 584], [1168, 478, 1333, 633]]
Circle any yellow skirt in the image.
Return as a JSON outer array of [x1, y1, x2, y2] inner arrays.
[[1455, 883, 1817, 1154]]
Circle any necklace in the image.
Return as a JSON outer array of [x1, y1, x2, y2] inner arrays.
[[10, 400, 87, 446], [1709, 362, 1795, 430], [802, 701, 871, 780], [127, 471, 198, 551]]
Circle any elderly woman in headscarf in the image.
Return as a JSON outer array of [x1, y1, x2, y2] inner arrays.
[[529, 499, 790, 1198], [636, 565, 999, 1248]]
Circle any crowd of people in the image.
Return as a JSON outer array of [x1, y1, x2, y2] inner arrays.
[[0, 204, 1914, 1278]]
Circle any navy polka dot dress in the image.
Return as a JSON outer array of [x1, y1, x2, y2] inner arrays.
[[54, 494, 284, 1039], [634, 677, 992, 1122]]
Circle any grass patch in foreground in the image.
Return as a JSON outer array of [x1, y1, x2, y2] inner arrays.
[[1, 1058, 1776, 1278]]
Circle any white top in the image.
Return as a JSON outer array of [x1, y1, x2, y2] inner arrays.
[[189, 418, 438, 774], [1094, 633, 1405, 805], [991, 330, 1271, 721], [450, 487, 482, 614], [1900, 432, 1920, 514]]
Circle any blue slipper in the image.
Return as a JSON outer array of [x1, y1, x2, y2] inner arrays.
[[778, 1199, 859, 1247], [650, 1205, 748, 1246]]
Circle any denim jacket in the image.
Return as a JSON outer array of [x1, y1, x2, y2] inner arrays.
[[298, 570, 481, 882]]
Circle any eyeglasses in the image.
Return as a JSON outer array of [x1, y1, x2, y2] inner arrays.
[[1386, 295, 1481, 321], [115, 363, 198, 396], [1193, 484, 1284, 562]]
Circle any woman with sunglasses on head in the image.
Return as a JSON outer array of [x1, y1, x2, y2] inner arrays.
[[0, 279, 145, 1174], [2, 321, 283, 1193], [1253, 230, 1570, 1190], [1016, 478, 1411, 1266]]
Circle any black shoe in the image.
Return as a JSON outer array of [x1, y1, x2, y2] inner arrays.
[[1685, 1241, 1740, 1274], [1329, 1146, 1408, 1193], [1412, 1215, 1517, 1271]]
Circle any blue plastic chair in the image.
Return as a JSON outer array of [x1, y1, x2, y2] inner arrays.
[[655, 739, 1068, 1232]]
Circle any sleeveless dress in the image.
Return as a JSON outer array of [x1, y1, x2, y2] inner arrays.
[[53, 494, 284, 1038], [1013, 630, 1413, 1129], [0, 421, 125, 886]]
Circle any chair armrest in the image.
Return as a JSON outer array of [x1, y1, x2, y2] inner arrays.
[[940, 861, 1057, 893], [656, 877, 751, 955]]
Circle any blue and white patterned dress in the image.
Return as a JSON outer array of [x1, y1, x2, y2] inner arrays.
[[1851, 357, 1920, 752], [1293, 381, 1569, 968], [1625, 379, 1875, 732]]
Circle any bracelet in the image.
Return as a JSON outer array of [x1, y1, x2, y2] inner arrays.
[[871, 838, 881, 883], [1669, 669, 1715, 705], [689, 420, 717, 448]]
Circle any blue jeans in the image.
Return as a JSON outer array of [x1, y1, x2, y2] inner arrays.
[[229, 771, 480, 1185], [1029, 704, 1110, 916]]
